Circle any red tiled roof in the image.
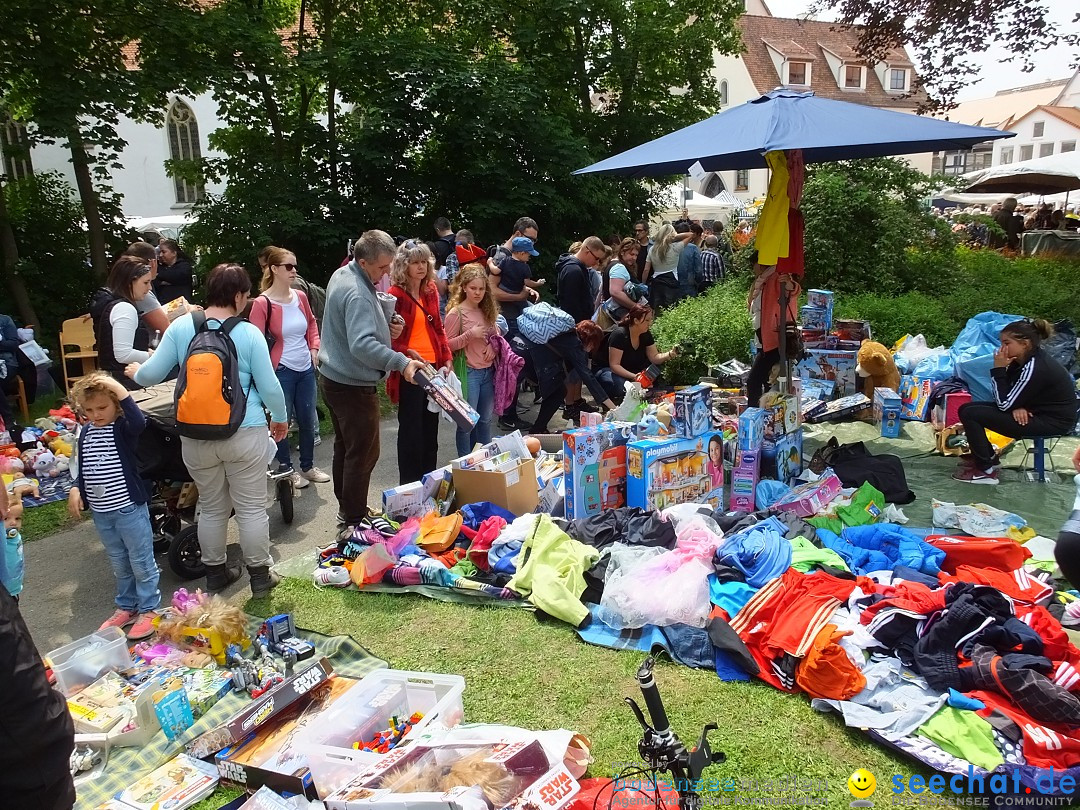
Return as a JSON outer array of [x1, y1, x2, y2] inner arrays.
[[736, 15, 924, 108], [1039, 106, 1080, 130]]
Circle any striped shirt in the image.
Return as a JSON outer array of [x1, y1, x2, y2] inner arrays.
[[80, 424, 133, 512]]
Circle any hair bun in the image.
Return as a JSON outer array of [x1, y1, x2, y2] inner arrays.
[[1033, 318, 1054, 339]]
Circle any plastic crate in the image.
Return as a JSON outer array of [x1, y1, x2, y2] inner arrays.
[[47, 627, 133, 697], [300, 669, 465, 798]]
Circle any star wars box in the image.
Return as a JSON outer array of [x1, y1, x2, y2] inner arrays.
[[562, 423, 635, 520], [627, 433, 725, 512]]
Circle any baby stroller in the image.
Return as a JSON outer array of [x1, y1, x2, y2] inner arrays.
[[137, 414, 295, 579]]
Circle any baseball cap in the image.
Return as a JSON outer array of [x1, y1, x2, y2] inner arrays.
[[511, 236, 539, 256]]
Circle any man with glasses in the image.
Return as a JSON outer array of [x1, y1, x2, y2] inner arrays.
[[556, 236, 607, 325], [632, 221, 652, 281]]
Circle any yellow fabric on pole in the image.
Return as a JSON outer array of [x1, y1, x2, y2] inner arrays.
[[755, 150, 791, 265]]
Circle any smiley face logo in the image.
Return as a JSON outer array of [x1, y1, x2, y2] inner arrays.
[[847, 769, 876, 800]]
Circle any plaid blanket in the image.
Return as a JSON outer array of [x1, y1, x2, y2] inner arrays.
[[76, 621, 385, 809]]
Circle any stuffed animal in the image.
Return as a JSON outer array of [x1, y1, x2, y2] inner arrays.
[[32, 449, 57, 478], [52, 454, 70, 475], [49, 437, 72, 458], [0, 456, 23, 475], [636, 414, 664, 437], [856, 340, 901, 401]]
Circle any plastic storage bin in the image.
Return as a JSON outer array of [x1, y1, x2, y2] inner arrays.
[[47, 627, 134, 697], [301, 669, 465, 798]]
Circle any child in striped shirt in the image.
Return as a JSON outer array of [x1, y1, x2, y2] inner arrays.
[[67, 372, 160, 640]]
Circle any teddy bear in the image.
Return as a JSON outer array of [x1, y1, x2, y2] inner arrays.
[[856, 340, 901, 419]]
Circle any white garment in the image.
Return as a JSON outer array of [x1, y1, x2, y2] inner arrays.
[[109, 301, 150, 364], [647, 240, 684, 279], [277, 294, 313, 372]]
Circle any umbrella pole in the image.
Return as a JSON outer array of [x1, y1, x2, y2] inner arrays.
[[778, 277, 790, 393]]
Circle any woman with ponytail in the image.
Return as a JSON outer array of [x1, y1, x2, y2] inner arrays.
[[955, 318, 1077, 484]]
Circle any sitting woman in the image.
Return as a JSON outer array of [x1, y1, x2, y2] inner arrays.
[[955, 318, 1077, 485], [89, 256, 155, 390], [597, 304, 677, 402], [526, 320, 616, 434]]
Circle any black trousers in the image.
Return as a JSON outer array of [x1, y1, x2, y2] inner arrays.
[[1057, 531, 1080, 590], [746, 347, 780, 408], [958, 401, 1074, 468], [397, 379, 440, 484]]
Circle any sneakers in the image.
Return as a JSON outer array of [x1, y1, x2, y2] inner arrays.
[[498, 415, 531, 432], [1063, 600, 1080, 628], [301, 466, 331, 484], [313, 565, 351, 588], [367, 513, 399, 537], [127, 612, 159, 640], [952, 465, 1000, 485], [288, 470, 310, 490], [98, 609, 135, 631], [313, 433, 322, 446]]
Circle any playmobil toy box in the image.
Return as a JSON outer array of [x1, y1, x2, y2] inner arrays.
[[562, 422, 635, 520], [738, 407, 766, 452], [324, 732, 580, 810], [899, 374, 936, 421], [627, 433, 725, 512], [772, 474, 842, 518], [729, 450, 759, 512], [672, 384, 712, 438], [874, 389, 903, 438], [795, 349, 858, 397], [761, 428, 803, 485]]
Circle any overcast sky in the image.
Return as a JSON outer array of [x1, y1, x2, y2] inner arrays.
[[763, 0, 1078, 101]]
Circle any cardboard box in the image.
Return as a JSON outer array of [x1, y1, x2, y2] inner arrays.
[[737, 408, 766, 451], [772, 474, 842, 518], [562, 423, 635, 519], [452, 458, 538, 516], [931, 391, 971, 429], [800, 305, 829, 332], [216, 676, 358, 798], [900, 375, 936, 421], [761, 428, 803, 485], [729, 450, 759, 512], [627, 433, 725, 511], [805, 393, 871, 423], [807, 289, 834, 328], [381, 481, 432, 522], [672, 384, 713, 438], [796, 349, 858, 397], [799, 378, 835, 403], [874, 389, 902, 438], [763, 394, 799, 440]]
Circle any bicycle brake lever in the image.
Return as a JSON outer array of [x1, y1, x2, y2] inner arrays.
[[625, 697, 654, 734]]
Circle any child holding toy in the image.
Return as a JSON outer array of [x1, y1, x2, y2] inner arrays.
[[955, 319, 1076, 485], [444, 263, 500, 456], [67, 372, 160, 639]]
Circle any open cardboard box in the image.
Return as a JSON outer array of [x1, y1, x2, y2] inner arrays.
[[452, 458, 538, 516]]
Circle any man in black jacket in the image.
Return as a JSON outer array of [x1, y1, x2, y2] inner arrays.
[[556, 236, 606, 324]]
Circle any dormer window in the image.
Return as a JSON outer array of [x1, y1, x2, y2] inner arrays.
[[1033, 121, 1045, 138], [889, 68, 908, 91], [843, 64, 865, 89], [786, 61, 809, 86]]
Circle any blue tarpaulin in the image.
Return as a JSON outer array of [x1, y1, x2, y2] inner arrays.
[[950, 312, 1023, 402]]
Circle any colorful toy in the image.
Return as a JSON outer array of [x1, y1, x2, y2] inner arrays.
[[563, 423, 634, 519], [627, 433, 725, 511], [353, 711, 425, 754], [261, 614, 315, 663], [158, 590, 249, 665]]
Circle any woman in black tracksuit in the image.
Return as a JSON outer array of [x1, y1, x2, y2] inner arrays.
[[955, 319, 1076, 485]]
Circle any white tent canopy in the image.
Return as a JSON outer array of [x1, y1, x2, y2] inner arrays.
[[125, 214, 196, 241], [958, 153, 1080, 195], [935, 190, 1074, 207], [658, 189, 744, 224]]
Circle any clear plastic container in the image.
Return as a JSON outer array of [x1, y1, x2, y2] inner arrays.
[[47, 627, 134, 697], [300, 669, 465, 798]]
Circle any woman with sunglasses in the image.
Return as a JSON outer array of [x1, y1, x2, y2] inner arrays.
[[388, 240, 452, 483], [248, 246, 330, 491], [89, 255, 156, 390]]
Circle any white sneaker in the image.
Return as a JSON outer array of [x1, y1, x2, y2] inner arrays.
[[313, 565, 351, 588], [289, 470, 310, 489], [301, 466, 331, 483]]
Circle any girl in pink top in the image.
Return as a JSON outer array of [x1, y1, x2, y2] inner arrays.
[[444, 263, 500, 455], [248, 246, 330, 490]]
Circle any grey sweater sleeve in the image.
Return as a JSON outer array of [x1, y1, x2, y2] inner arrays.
[[348, 290, 409, 374]]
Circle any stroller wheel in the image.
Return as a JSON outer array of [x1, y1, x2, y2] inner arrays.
[[277, 477, 294, 524], [168, 525, 205, 580]]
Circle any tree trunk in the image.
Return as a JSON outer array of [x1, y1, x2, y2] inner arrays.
[[573, 23, 592, 115], [0, 178, 40, 328], [68, 134, 108, 279], [327, 77, 338, 195]]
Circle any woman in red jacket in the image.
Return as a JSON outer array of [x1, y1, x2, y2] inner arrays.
[[248, 246, 330, 490], [389, 240, 452, 483]]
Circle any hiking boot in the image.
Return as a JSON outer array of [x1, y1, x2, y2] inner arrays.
[[127, 612, 159, 641], [952, 466, 999, 485], [248, 565, 282, 599], [205, 561, 242, 594], [98, 609, 135, 631]]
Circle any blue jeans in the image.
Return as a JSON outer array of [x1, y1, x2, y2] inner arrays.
[[92, 502, 160, 613], [274, 364, 317, 471], [456, 365, 495, 456]]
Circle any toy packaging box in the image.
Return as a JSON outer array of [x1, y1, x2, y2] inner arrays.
[[672, 384, 712, 438], [931, 391, 972, 429], [772, 474, 842, 518], [873, 389, 902, 438], [763, 395, 799, 440], [737, 408, 766, 452], [799, 378, 836, 403], [800, 305, 829, 332], [627, 433, 725, 512], [562, 423, 635, 519], [804, 394, 871, 424], [899, 375, 936, 421], [324, 733, 580, 810], [761, 428, 803, 485], [807, 289, 834, 328], [109, 753, 219, 810], [729, 450, 759, 512], [795, 349, 858, 397]]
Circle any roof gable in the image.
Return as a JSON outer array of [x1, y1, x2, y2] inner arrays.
[[1008, 105, 1080, 133]]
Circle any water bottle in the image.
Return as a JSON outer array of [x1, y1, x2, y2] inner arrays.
[[150, 330, 161, 349]]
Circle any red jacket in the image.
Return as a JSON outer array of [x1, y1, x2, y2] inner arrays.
[[387, 281, 451, 404], [247, 290, 320, 369]]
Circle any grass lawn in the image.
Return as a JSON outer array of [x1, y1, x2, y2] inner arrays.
[[187, 579, 937, 810]]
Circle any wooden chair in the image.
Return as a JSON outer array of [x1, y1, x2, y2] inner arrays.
[[7, 375, 28, 423], [60, 315, 98, 393]]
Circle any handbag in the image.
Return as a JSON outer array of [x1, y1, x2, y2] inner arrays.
[[452, 311, 469, 399], [517, 302, 575, 344], [258, 295, 276, 354]]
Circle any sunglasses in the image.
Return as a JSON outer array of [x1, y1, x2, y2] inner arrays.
[[591, 250, 606, 263], [274, 263, 297, 271]]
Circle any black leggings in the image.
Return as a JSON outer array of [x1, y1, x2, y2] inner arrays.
[[958, 401, 1074, 468], [747, 347, 779, 408], [1056, 530, 1080, 590], [532, 393, 566, 435], [397, 379, 440, 484]]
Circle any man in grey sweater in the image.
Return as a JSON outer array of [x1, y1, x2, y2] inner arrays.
[[320, 230, 423, 532]]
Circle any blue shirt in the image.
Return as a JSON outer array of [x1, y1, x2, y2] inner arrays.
[[134, 313, 287, 427]]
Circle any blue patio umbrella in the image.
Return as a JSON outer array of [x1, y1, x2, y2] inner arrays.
[[574, 89, 1013, 177]]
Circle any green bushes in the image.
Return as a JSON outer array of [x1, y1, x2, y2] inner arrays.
[[834, 292, 959, 349]]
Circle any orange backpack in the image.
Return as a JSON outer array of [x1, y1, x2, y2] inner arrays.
[[174, 313, 247, 440]]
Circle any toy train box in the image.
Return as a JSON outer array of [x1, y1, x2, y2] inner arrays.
[[795, 349, 858, 397], [627, 433, 725, 512], [562, 422, 635, 520]]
